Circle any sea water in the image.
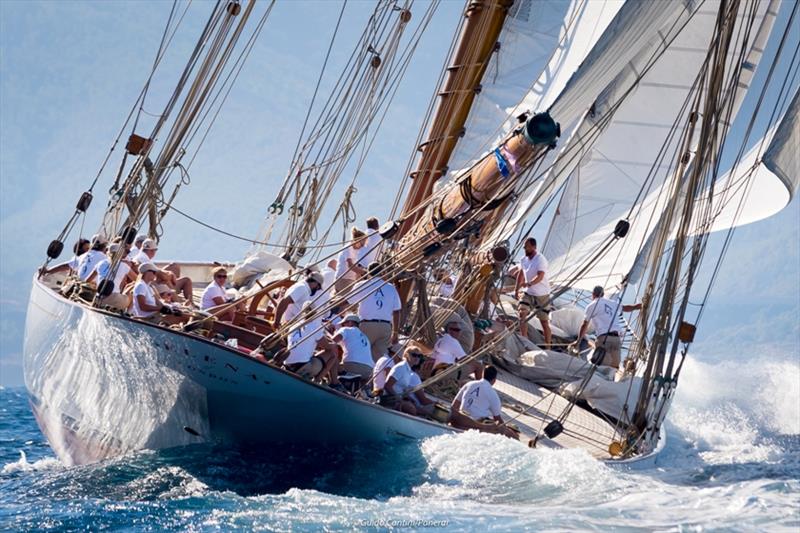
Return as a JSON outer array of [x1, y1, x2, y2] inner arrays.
[[1, 356, 797, 531]]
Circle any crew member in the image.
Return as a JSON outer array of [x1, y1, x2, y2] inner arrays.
[[448, 365, 518, 439], [570, 285, 642, 369], [332, 314, 374, 381], [273, 271, 325, 329], [431, 321, 483, 380], [514, 237, 552, 348], [345, 261, 401, 362], [383, 348, 434, 416]]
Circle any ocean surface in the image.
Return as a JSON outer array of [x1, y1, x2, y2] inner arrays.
[[1, 356, 798, 532]]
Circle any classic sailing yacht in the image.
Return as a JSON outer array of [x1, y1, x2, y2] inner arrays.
[[24, 0, 798, 467]]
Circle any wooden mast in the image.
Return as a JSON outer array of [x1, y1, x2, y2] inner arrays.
[[397, 0, 514, 238]]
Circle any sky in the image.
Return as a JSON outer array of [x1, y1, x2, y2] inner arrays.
[[0, 0, 798, 388]]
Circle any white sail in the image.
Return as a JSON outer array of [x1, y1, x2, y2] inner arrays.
[[542, 0, 776, 292], [763, 87, 800, 202], [480, 0, 697, 247], [445, 0, 624, 178]]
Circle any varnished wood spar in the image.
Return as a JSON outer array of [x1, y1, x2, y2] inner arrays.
[[398, 0, 514, 238], [396, 112, 559, 273]]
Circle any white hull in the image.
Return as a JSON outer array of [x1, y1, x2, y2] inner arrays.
[[23, 277, 450, 465]]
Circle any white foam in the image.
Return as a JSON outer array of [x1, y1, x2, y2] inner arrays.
[[2, 450, 62, 474]]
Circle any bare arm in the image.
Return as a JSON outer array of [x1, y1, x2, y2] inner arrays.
[[622, 303, 642, 312], [384, 376, 397, 396], [273, 296, 294, 328], [391, 309, 400, 344]]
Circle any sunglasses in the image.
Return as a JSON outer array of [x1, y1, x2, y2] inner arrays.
[[215, 274, 228, 279], [448, 327, 461, 332]]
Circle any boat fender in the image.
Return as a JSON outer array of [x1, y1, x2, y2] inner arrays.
[[227, 1, 241, 16], [76, 191, 93, 212], [544, 420, 564, 439], [97, 279, 114, 298], [614, 219, 630, 238], [46, 240, 64, 260], [120, 225, 137, 245]]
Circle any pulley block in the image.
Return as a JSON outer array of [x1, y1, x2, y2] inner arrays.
[[46, 240, 64, 260]]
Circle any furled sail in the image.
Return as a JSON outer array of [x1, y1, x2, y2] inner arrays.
[[541, 0, 776, 292]]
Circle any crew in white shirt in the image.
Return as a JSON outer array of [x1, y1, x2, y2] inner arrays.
[[383, 348, 434, 416], [127, 234, 147, 261], [76, 234, 109, 281], [431, 321, 483, 380], [355, 217, 381, 268], [332, 314, 374, 381], [133, 238, 195, 306], [89, 242, 135, 310], [514, 237, 553, 348], [200, 266, 238, 321], [372, 343, 401, 393], [68, 238, 90, 273], [570, 286, 642, 369], [344, 261, 401, 362], [273, 303, 337, 382], [131, 263, 163, 319], [448, 366, 518, 439], [273, 272, 324, 329], [334, 227, 367, 295]]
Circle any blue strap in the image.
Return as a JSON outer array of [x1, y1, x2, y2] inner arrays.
[[494, 148, 510, 178]]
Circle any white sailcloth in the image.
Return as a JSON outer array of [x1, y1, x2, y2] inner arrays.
[[763, 87, 800, 201], [481, 0, 697, 248], [542, 0, 776, 291], [445, 0, 624, 179]]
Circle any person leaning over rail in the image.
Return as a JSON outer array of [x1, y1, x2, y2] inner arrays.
[[431, 321, 483, 381], [343, 261, 402, 362], [382, 348, 434, 417], [515, 237, 553, 349], [273, 271, 325, 329], [569, 285, 642, 369], [448, 365, 518, 439], [68, 238, 90, 273]]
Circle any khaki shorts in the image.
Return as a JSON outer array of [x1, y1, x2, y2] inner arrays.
[[342, 361, 373, 380], [359, 320, 391, 362], [519, 293, 551, 321], [99, 293, 131, 312]]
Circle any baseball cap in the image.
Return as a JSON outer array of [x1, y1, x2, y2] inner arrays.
[[141, 238, 158, 251]]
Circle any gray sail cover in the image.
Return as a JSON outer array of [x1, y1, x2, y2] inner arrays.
[[763, 88, 800, 202]]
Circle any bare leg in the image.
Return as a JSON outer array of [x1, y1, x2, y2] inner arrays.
[[518, 306, 529, 338], [175, 277, 194, 305], [541, 319, 552, 349]]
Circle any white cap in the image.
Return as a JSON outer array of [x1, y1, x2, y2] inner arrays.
[[109, 243, 121, 254], [91, 234, 108, 246], [141, 238, 158, 251], [139, 263, 158, 274]]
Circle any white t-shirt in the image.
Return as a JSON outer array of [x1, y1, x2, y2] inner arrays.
[[285, 318, 324, 365], [201, 281, 227, 310], [335, 247, 358, 281], [356, 229, 381, 267], [386, 360, 421, 396], [132, 250, 152, 265], [95, 259, 131, 294], [283, 280, 312, 324], [584, 297, 624, 336], [432, 333, 467, 366], [132, 280, 157, 317], [372, 355, 395, 391], [439, 280, 455, 298], [68, 255, 80, 271], [77, 250, 107, 281], [335, 326, 373, 367], [454, 379, 502, 420], [520, 253, 550, 296], [350, 277, 401, 322], [127, 246, 140, 261]]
